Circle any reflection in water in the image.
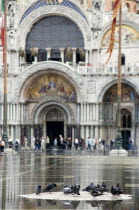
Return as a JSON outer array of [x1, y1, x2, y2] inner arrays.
[[87, 200, 123, 208], [36, 199, 42, 207], [0, 152, 137, 209], [63, 201, 80, 209], [46, 200, 57, 206]]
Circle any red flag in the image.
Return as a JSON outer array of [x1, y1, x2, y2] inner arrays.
[[106, 0, 122, 64], [1, 0, 4, 47]]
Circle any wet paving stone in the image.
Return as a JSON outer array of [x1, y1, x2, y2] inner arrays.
[[0, 151, 139, 209]]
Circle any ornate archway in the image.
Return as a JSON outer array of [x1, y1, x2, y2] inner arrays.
[[15, 3, 92, 50], [12, 61, 86, 102]]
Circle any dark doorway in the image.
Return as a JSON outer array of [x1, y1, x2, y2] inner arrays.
[[122, 130, 131, 150], [121, 54, 125, 66], [47, 121, 64, 146]]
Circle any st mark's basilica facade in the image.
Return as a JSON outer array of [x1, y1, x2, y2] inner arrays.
[[0, 0, 139, 148]]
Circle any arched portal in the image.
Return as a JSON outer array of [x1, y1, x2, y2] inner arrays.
[[46, 108, 64, 146], [101, 82, 139, 145]]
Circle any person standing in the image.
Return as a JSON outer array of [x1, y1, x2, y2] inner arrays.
[[59, 135, 63, 149], [38, 137, 41, 150], [54, 138, 58, 149], [41, 137, 45, 150], [8, 136, 13, 148], [87, 137, 91, 150], [15, 139, 19, 152], [24, 136, 28, 149], [1, 139, 5, 153], [67, 137, 72, 150], [74, 138, 79, 150], [46, 136, 50, 149]]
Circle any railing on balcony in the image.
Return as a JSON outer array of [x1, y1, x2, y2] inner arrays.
[[77, 65, 139, 75], [0, 63, 139, 76]]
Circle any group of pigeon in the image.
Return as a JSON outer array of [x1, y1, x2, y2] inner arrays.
[[82, 182, 123, 197], [36, 182, 123, 197]]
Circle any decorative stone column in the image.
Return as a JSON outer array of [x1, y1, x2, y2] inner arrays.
[[72, 126, 75, 148], [89, 49, 93, 64], [85, 49, 89, 65], [46, 48, 51, 61], [31, 126, 34, 148], [59, 48, 65, 63], [71, 48, 77, 68]]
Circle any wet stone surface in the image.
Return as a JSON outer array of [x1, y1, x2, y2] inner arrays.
[[0, 150, 139, 209]]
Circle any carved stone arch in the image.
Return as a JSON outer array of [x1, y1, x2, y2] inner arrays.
[[12, 61, 86, 103], [30, 99, 76, 124], [98, 20, 139, 49], [15, 5, 92, 50], [98, 78, 139, 103]]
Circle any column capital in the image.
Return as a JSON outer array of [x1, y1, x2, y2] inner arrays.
[[45, 48, 51, 51], [59, 48, 65, 51], [71, 48, 77, 51]]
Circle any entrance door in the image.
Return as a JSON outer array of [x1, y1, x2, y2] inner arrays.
[[47, 121, 64, 146], [122, 130, 131, 150]]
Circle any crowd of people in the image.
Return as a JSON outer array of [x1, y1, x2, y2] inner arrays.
[[0, 135, 135, 153]]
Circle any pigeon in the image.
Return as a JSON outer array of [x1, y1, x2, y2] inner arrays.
[[36, 184, 42, 194], [63, 185, 72, 194], [83, 183, 96, 192], [116, 183, 123, 194], [111, 184, 123, 196], [71, 184, 80, 195], [91, 189, 103, 197], [43, 183, 57, 193], [96, 184, 106, 193]]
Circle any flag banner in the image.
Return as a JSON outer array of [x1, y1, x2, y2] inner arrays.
[[106, 0, 122, 64], [1, 0, 4, 47]]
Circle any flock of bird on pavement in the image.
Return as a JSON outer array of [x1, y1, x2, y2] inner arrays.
[[36, 182, 123, 197]]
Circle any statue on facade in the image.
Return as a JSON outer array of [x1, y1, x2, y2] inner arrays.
[[9, 31, 15, 49], [8, 3, 15, 28]]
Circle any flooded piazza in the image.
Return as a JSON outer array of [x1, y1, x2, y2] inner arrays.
[[0, 151, 139, 210]]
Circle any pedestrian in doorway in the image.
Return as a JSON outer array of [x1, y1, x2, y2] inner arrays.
[[59, 135, 63, 149], [35, 137, 39, 150], [38, 138, 41, 150], [46, 136, 50, 149], [41, 137, 45, 150], [24, 136, 28, 149], [67, 137, 72, 150], [54, 138, 58, 149], [74, 138, 79, 150]]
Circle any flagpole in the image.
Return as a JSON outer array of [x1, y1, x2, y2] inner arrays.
[[114, 2, 123, 149], [2, 0, 8, 143]]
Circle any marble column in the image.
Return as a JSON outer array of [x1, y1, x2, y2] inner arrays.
[[72, 126, 75, 148], [72, 48, 77, 68], [90, 126, 94, 138], [31, 126, 34, 148], [59, 48, 65, 63], [86, 126, 89, 138], [95, 126, 99, 139], [85, 50, 89, 65], [80, 126, 84, 138], [89, 49, 93, 64], [46, 48, 51, 61]]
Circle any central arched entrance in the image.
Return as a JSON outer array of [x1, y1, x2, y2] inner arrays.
[[121, 109, 132, 150], [46, 109, 64, 146]]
